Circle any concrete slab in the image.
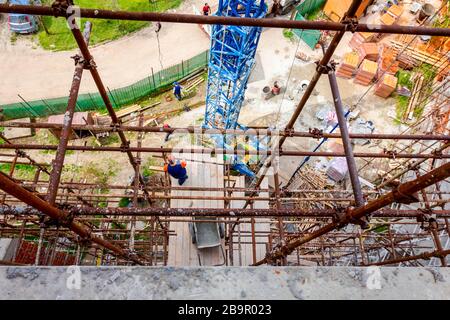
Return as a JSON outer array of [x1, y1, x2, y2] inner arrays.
[[2, 118, 35, 140], [0, 267, 448, 300]]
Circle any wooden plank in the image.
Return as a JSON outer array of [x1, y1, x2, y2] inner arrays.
[[167, 151, 225, 266]]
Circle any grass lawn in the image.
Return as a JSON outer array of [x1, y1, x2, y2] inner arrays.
[[38, 0, 183, 51], [395, 69, 413, 120]]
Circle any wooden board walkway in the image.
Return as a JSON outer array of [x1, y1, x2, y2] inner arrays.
[[167, 152, 226, 266]]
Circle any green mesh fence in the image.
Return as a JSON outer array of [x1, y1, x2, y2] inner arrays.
[[1, 50, 209, 120], [292, 0, 325, 50]]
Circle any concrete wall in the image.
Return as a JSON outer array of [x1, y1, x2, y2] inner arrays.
[[0, 238, 17, 261], [0, 267, 448, 300]]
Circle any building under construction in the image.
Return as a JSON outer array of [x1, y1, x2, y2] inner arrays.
[[0, 0, 449, 299]]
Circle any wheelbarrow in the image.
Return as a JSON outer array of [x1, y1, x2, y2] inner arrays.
[[189, 217, 226, 266]]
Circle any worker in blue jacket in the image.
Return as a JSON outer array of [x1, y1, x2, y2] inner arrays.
[[173, 82, 183, 101], [164, 155, 189, 185]]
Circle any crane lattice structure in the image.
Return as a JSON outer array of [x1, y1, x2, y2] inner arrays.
[[204, 0, 266, 130], [203, 0, 267, 176]]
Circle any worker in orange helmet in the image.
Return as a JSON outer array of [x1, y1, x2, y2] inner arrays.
[[164, 155, 188, 185]]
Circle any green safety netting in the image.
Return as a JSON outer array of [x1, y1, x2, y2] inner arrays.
[[296, 0, 326, 17], [1, 50, 209, 120], [293, 0, 326, 49]]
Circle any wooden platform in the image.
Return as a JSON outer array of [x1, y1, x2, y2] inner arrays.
[[167, 152, 226, 266], [229, 176, 270, 266]]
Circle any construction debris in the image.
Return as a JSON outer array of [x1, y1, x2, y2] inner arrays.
[[48, 112, 94, 140], [403, 73, 425, 121], [326, 157, 348, 182]]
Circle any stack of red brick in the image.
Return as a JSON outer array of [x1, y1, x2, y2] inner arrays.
[[354, 59, 378, 86], [375, 74, 398, 98], [336, 52, 359, 79], [349, 32, 376, 50], [357, 43, 379, 63]]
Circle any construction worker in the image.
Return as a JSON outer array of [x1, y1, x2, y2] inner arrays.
[[164, 155, 189, 185], [202, 3, 211, 16], [173, 82, 183, 101], [163, 124, 172, 142]]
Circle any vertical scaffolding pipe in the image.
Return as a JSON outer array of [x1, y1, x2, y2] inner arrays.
[[75, 243, 81, 265], [328, 69, 365, 208], [273, 171, 286, 265], [388, 225, 397, 260], [430, 220, 447, 267], [129, 114, 144, 253], [47, 21, 92, 205]]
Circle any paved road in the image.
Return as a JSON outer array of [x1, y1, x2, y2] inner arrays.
[[0, 0, 211, 104]]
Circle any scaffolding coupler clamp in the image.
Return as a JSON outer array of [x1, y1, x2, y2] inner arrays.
[[315, 61, 333, 74], [333, 207, 347, 227], [120, 141, 130, 152], [110, 123, 121, 132], [51, 0, 74, 17], [70, 54, 83, 66], [309, 128, 324, 139], [342, 16, 359, 33], [84, 58, 97, 70], [285, 128, 295, 137], [15, 150, 26, 158], [42, 216, 58, 227], [60, 211, 75, 228], [432, 149, 443, 159], [383, 148, 397, 159]]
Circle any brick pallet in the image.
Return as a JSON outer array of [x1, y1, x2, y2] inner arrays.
[[349, 32, 376, 50], [336, 52, 359, 79], [354, 59, 378, 86], [357, 43, 379, 63], [377, 44, 400, 79], [374, 74, 398, 98]]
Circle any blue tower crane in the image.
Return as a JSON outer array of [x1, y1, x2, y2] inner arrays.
[[203, 0, 268, 177]]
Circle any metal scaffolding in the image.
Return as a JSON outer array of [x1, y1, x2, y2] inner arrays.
[[0, 0, 449, 268]]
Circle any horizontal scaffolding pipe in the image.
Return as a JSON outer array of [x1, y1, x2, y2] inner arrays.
[[15, 179, 450, 195], [1, 123, 448, 141], [1, 206, 449, 218], [1, 4, 449, 37], [2, 191, 449, 204], [0, 143, 447, 159]]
